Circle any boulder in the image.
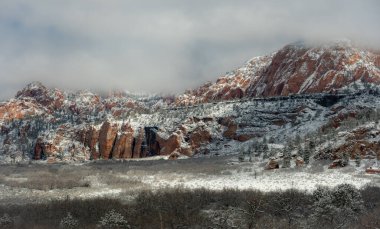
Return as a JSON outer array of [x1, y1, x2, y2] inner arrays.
[[365, 167, 380, 174], [296, 157, 305, 167], [265, 157, 279, 170], [168, 151, 180, 160], [328, 159, 348, 169]]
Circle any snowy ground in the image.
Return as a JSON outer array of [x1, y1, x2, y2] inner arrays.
[[0, 156, 378, 204], [139, 160, 378, 192], [141, 168, 374, 192]]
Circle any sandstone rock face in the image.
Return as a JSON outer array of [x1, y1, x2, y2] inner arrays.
[[121, 124, 135, 158], [84, 126, 100, 159], [111, 134, 125, 159], [98, 121, 118, 159], [111, 123, 135, 159]]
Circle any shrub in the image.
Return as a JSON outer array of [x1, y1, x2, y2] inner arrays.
[[98, 209, 130, 229], [59, 212, 79, 229], [361, 185, 380, 210], [0, 213, 13, 228]]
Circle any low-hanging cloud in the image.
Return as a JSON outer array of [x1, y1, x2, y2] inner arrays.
[[0, 0, 379, 99]]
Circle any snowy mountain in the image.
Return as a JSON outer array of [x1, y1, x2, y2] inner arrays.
[[176, 40, 380, 105], [0, 41, 380, 164]]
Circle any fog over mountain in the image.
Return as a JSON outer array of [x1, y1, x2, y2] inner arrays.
[[0, 0, 379, 99]]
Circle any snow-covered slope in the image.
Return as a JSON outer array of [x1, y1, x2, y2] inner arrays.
[[0, 41, 380, 164]]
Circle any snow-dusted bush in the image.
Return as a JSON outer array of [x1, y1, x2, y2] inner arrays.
[[98, 209, 130, 229], [59, 212, 79, 229], [0, 213, 13, 227], [310, 184, 364, 228]]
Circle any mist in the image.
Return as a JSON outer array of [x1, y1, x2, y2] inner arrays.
[[0, 0, 379, 100]]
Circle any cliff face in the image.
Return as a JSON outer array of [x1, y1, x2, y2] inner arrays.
[[1, 41, 380, 163], [176, 41, 380, 105]]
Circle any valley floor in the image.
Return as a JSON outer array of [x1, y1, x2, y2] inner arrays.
[[0, 156, 379, 205]]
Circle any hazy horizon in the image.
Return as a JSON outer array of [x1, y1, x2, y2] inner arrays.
[[0, 0, 379, 100]]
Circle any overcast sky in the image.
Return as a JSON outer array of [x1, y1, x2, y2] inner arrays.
[[0, 0, 379, 99]]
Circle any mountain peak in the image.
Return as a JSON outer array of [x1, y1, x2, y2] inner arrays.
[[175, 41, 380, 105], [16, 81, 48, 99]]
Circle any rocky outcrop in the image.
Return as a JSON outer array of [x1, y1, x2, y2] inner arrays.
[[189, 126, 212, 149], [156, 131, 182, 155], [316, 125, 380, 161], [0, 100, 44, 121], [332, 141, 380, 160], [98, 121, 118, 159], [34, 139, 57, 159]]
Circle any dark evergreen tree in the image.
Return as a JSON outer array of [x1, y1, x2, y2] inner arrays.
[[355, 154, 361, 167], [282, 147, 291, 168], [304, 147, 310, 164]]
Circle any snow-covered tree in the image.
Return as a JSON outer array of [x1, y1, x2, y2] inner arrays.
[[309, 184, 364, 228]]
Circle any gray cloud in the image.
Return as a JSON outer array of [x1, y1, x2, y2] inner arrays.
[[0, 0, 379, 99]]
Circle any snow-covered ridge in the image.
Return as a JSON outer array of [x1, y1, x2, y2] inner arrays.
[[176, 40, 380, 105]]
